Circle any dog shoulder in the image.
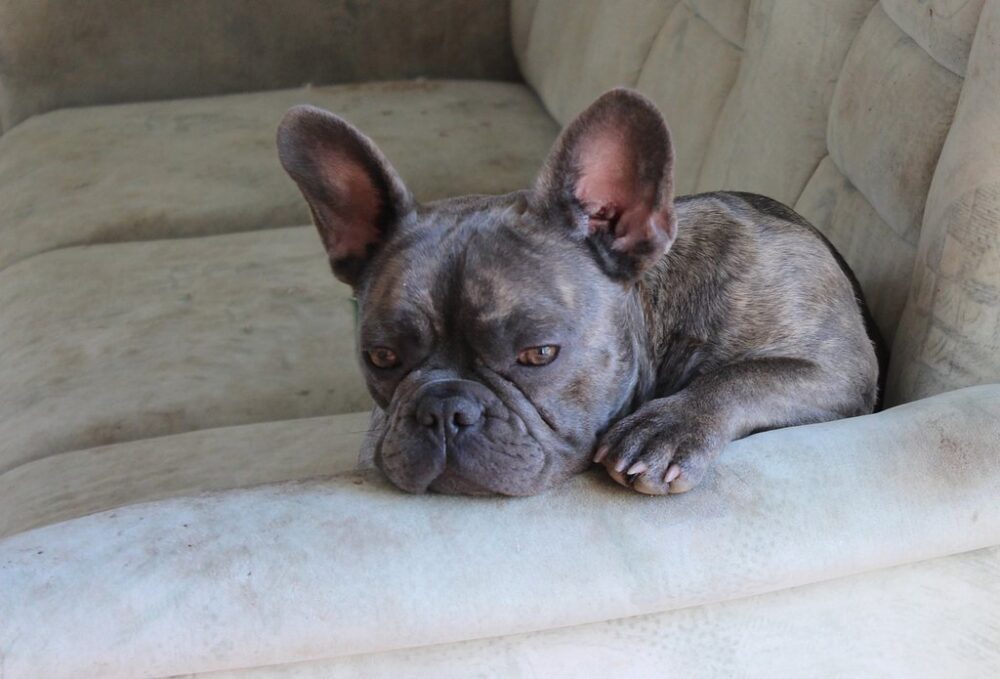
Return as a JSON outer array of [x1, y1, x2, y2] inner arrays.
[[675, 191, 846, 284]]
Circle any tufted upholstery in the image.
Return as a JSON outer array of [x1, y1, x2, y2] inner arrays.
[[0, 81, 557, 271], [888, 1, 1000, 401], [514, 0, 993, 377], [2, 1, 999, 676]]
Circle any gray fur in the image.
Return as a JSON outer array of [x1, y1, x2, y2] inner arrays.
[[278, 89, 882, 496]]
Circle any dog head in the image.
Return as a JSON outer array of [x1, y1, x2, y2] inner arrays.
[[278, 89, 677, 495]]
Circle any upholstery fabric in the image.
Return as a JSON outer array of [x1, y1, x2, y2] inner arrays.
[[0, 227, 368, 476], [793, 0, 980, 346], [0, 412, 371, 539], [513, 0, 752, 193], [0, 80, 559, 271], [514, 0, 677, 124], [694, 0, 876, 206], [2, 384, 999, 677], [510, 0, 538, 60], [881, 0, 986, 76], [186, 546, 1000, 678], [827, 3, 963, 257], [634, 1, 745, 194], [0, 0, 518, 131], [682, 0, 750, 48], [888, 0, 1000, 403]]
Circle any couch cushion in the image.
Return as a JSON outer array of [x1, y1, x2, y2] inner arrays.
[[182, 546, 1000, 677], [2, 384, 998, 676], [695, 0, 875, 206], [0, 0, 518, 131], [0, 226, 368, 475], [0, 412, 371, 539], [793, 1, 971, 345], [881, 0, 985, 77], [513, 0, 675, 124], [827, 4, 963, 260], [634, 0, 745, 195], [888, 0, 1000, 403], [0, 80, 559, 270]]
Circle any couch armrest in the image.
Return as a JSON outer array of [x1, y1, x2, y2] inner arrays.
[[0, 0, 518, 131], [3, 385, 999, 677]]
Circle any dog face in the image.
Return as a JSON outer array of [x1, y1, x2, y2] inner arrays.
[[278, 89, 677, 495]]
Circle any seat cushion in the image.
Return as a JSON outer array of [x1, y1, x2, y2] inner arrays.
[[0, 226, 369, 475], [2, 385, 998, 676], [0, 411, 371, 539], [179, 546, 1000, 677], [0, 80, 559, 270]]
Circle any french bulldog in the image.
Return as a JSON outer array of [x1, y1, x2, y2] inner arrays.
[[277, 88, 885, 497]]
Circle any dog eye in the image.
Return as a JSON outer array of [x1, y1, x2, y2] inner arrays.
[[517, 345, 560, 367], [366, 347, 400, 369]]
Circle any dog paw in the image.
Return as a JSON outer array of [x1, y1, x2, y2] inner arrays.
[[594, 396, 725, 495]]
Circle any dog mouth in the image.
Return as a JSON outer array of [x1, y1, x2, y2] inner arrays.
[[372, 371, 584, 496]]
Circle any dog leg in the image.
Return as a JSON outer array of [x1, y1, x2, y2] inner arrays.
[[596, 357, 860, 494]]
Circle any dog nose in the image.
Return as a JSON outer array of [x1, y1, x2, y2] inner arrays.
[[415, 387, 484, 436]]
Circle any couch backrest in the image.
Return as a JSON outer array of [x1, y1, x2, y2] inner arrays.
[[887, 1, 1000, 403], [514, 0, 998, 405], [0, 0, 518, 133]]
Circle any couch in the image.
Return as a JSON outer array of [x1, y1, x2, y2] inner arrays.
[[1, 0, 998, 676]]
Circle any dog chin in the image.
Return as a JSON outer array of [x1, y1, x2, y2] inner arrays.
[[377, 443, 553, 496], [427, 471, 498, 496]]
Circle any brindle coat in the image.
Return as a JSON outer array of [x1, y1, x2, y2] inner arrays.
[[278, 89, 884, 496]]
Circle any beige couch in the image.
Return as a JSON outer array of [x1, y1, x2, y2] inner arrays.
[[1, 1, 999, 676]]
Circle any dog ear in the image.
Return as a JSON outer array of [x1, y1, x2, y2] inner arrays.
[[533, 88, 677, 280], [277, 105, 414, 287]]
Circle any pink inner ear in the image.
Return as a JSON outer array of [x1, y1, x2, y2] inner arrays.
[[575, 132, 636, 220], [574, 131, 660, 245], [315, 154, 382, 260]]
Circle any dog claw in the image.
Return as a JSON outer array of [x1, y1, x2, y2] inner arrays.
[[665, 463, 681, 483], [626, 461, 648, 476], [593, 446, 608, 463]]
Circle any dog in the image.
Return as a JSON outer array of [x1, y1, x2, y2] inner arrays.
[[277, 88, 884, 496]]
